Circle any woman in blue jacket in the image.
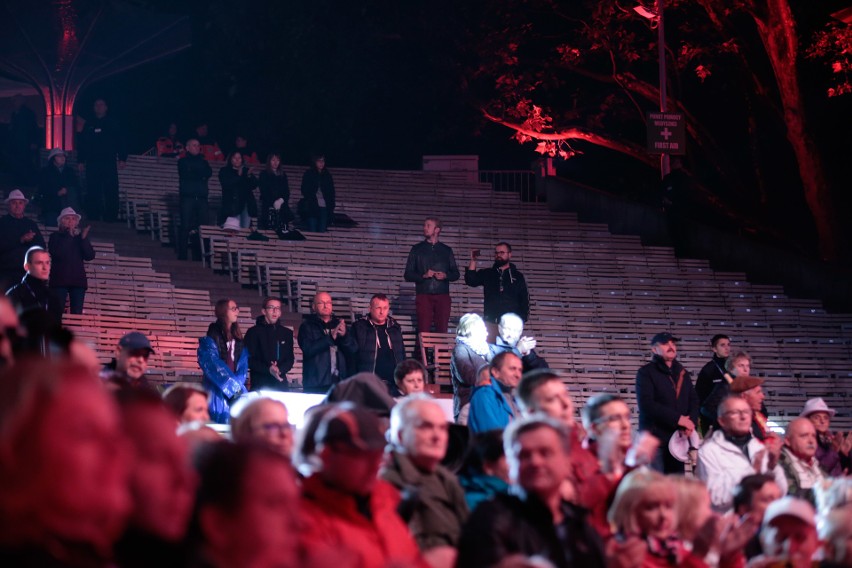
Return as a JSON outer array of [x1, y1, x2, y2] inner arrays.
[[198, 298, 248, 423]]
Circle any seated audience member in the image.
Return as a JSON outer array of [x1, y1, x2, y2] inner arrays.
[[244, 297, 295, 392], [192, 122, 223, 163], [298, 291, 357, 394], [450, 313, 491, 424], [292, 403, 339, 478], [696, 396, 787, 513], [198, 299, 248, 424], [732, 473, 783, 560], [753, 497, 820, 568], [5, 245, 61, 321], [37, 148, 80, 226], [607, 469, 706, 568], [114, 389, 197, 568], [257, 152, 293, 230], [299, 154, 335, 233], [48, 207, 95, 317], [456, 415, 607, 568], [230, 397, 294, 458], [0, 189, 45, 288], [700, 350, 754, 431], [394, 358, 427, 400], [218, 151, 258, 229], [189, 442, 300, 568], [101, 331, 155, 390], [300, 403, 427, 567], [580, 392, 659, 537], [815, 477, 852, 515], [457, 429, 511, 512], [800, 397, 851, 476], [0, 361, 131, 567], [381, 395, 469, 564], [488, 312, 548, 372], [464, 242, 530, 323], [468, 351, 522, 433], [163, 383, 210, 424], [233, 135, 259, 164], [819, 508, 852, 567], [779, 418, 826, 506], [351, 293, 406, 395], [155, 122, 184, 158], [324, 372, 396, 417]]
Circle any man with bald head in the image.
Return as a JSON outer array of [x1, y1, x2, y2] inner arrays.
[[297, 291, 357, 393], [697, 395, 787, 512], [779, 418, 825, 505]]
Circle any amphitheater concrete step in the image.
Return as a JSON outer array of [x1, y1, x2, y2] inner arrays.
[[89, 221, 265, 319]]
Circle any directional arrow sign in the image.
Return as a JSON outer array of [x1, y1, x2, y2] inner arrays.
[[646, 112, 686, 155]]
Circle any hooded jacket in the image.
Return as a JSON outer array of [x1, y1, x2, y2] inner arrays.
[[243, 315, 295, 391], [404, 240, 459, 295], [297, 313, 357, 392], [464, 262, 530, 322], [350, 315, 406, 384]]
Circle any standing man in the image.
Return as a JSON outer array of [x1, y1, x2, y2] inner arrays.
[[5, 246, 57, 319], [635, 332, 699, 473], [244, 297, 295, 392], [0, 189, 45, 288], [404, 217, 459, 334], [176, 139, 212, 260], [465, 241, 529, 323], [351, 293, 406, 395], [77, 98, 127, 222], [297, 291, 357, 394], [696, 333, 730, 405]]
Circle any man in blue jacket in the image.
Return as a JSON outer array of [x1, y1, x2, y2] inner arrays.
[[635, 332, 699, 474], [468, 352, 523, 433]]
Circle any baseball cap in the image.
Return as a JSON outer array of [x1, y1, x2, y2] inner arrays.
[[118, 331, 154, 354], [763, 496, 816, 528], [315, 403, 387, 451], [650, 332, 680, 345]]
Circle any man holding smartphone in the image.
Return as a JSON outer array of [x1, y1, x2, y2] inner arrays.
[[465, 241, 529, 323]]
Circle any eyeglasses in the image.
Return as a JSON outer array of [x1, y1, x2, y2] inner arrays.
[[257, 422, 293, 436], [263, 306, 282, 312], [723, 409, 752, 418], [595, 412, 632, 425], [228, 306, 239, 312]]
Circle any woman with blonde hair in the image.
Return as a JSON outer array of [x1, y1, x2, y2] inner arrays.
[[450, 313, 490, 425]]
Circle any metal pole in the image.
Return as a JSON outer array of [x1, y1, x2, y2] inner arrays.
[[658, 0, 670, 178]]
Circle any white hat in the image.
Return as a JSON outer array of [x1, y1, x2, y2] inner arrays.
[[222, 216, 241, 231], [668, 429, 701, 463], [4, 189, 29, 204], [57, 207, 81, 225], [47, 148, 66, 162], [800, 397, 836, 418], [763, 496, 816, 528]]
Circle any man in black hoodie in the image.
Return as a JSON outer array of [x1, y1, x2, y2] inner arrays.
[[465, 241, 529, 323], [351, 293, 406, 395], [297, 291, 357, 394], [244, 297, 295, 391]]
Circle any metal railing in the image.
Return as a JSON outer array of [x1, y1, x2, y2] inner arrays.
[[478, 170, 539, 201]]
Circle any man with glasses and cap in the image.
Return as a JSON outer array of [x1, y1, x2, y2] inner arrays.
[[635, 331, 700, 473], [101, 331, 156, 390], [0, 189, 45, 288]]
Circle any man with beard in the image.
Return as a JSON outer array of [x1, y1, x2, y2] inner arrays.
[[636, 332, 699, 473], [779, 418, 825, 506], [244, 297, 295, 391], [465, 241, 529, 323], [404, 217, 459, 334], [101, 331, 155, 390], [488, 312, 548, 372]]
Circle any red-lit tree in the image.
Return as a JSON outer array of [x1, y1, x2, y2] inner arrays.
[[470, 0, 849, 259]]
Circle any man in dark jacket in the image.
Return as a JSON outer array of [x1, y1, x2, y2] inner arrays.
[[100, 331, 155, 390], [176, 139, 212, 260], [404, 217, 459, 334], [465, 241, 529, 323], [244, 297, 295, 391], [37, 148, 80, 227], [456, 415, 607, 568], [351, 293, 406, 395], [635, 332, 700, 474], [488, 312, 548, 372], [77, 98, 127, 222], [695, 333, 730, 406], [0, 189, 45, 288], [297, 291, 357, 394], [5, 246, 61, 322]]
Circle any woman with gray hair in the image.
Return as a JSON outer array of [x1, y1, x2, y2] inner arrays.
[[450, 313, 490, 425]]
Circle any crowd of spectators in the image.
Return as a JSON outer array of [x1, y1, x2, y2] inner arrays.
[[0, 109, 850, 567]]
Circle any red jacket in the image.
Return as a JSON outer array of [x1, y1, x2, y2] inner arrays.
[[571, 432, 619, 539], [300, 475, 428, 568]]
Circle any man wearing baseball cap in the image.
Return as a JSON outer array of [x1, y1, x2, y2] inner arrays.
[[0, 189, 45, 288], [299, 403, 427, 568], [635, 331, 699, 473], [101, 331, 156, 390], [754, 497, 820, 567]]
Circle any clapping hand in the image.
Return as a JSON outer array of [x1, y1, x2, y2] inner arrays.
[[517, 336, 537, 356]]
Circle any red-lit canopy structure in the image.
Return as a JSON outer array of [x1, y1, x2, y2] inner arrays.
[[0, 0, 190, 151]]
